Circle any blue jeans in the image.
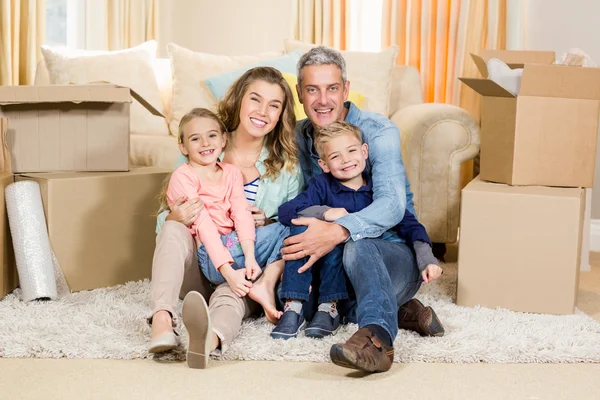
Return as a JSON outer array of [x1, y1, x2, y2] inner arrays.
[[199, 222, 289, 286], [279, 225, 348, 303], [343, 238, 421, 341]]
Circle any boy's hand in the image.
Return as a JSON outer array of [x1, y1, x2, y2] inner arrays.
[[220, 264, 252, 297], [323, 207, 349, 221], [245, 258, 262, 281], [421, 264, 443, 284]]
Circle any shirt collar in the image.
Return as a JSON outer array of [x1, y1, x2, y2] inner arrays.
[[328, 172, 372, 193]]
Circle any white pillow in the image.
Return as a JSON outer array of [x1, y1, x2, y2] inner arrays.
[[40, 41, 169, 136], [284, 39, 398, 116], [167, 43, 285, 135]]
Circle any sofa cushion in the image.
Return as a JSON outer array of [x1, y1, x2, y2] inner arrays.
[[283, 39, 397, 116], [167, 43, 293, 135], [204, 51, 302, 100], [130, 134, 179, 169], [40, 41, 169, 136]]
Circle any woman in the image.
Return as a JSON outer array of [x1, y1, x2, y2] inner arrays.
[[148, 67, 302, 368]]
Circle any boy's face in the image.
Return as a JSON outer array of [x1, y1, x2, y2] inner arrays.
[[318, 132, 368, 182]]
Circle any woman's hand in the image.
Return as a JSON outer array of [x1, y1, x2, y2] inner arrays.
[[248, 205, 269, 227], [166, 196, 203, 227]]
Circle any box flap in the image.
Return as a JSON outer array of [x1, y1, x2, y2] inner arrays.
[[480, 50, 556, 66], [459, 78, 516, 98], [465, 176, 583, 197], [520, 64, 600, 100], [470, 54, 491, 77], [0, 118, 10, 173], [0, 85, 132, 105], [128, 88, 163, 117]]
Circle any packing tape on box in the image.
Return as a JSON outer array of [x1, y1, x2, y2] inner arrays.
[[5, 180, 70, 301]]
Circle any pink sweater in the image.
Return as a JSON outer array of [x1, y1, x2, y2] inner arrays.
[[166, 162, 256, 269]]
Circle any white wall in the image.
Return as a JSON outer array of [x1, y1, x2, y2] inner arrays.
[[157, 0, 294, 57], [523, 0, 600, 218]]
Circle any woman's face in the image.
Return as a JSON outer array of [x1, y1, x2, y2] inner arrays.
[[237, 79, 285, 139]]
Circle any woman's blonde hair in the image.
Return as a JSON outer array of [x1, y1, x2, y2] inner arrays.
[[217, 66, 298, 180], [156, 108, 227, 215]]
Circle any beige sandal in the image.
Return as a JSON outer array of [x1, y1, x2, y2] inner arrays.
[[182, 291, 212, 369]]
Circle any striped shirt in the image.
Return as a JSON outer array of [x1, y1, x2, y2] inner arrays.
[[244, 177, 260, 205]]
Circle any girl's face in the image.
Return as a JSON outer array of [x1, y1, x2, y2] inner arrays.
[[237, 79, 285, 140], [179, 117, 226, 167]]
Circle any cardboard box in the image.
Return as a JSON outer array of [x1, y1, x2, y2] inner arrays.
[[0, 84, 162, 173], [457, 177, 584, 314], [460, 50, 600, 188], [0, 118, 17, 298], [15, 168, 170, 292]]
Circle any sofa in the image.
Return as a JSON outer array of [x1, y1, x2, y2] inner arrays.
[[34, 43, 480, 245]]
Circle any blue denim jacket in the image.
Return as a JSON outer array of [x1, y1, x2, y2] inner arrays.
[[294, 102, 415, 241]]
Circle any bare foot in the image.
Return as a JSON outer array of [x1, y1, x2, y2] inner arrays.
[[151, 310, 174, 340], [248, 279, 282, 324]]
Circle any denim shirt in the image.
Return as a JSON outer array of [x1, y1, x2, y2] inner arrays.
[[155, 147, 303, 233], [294, 101, 415, 241]]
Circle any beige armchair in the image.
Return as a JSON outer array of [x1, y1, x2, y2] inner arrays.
[[35, 59, 480, 246]]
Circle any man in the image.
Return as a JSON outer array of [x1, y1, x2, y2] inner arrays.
[[280, 46, 444, 373]]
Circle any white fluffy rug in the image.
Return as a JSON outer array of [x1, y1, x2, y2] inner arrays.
[[1, 263, 600, 363]]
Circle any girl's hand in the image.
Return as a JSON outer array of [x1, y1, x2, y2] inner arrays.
[[323, 207, 349, 222], [245, 258, 262, 281], [247, 205, 269, 227], [166, 196, 204, 227], [421, 264, 443, 284], [220, 264, 252, 297]]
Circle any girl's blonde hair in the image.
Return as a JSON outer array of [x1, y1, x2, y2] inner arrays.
[[156, 108, 226, 214], [217, 66, 298, 180]]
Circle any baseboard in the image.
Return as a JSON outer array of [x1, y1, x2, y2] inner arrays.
[[590, 219, 600, 253]]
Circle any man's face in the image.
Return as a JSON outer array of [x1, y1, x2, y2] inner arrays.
[[297, 64, 350, 128]]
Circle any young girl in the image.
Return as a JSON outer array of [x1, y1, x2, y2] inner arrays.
[[162, 108, 286, 313]]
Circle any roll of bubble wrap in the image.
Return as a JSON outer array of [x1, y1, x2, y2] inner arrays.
[[5, 180, 58, 301]]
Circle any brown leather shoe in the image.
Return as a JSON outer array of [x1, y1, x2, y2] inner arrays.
[[330, 327, 394, 373], [398, 299, 444, 337]]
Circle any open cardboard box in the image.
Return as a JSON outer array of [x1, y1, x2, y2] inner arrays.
[[460, 50, 600, 188], [0, 84, 163, 173]]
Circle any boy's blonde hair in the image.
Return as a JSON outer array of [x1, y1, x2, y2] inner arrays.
[[156, 108, 227, 215], [314, 121, 362, 159]]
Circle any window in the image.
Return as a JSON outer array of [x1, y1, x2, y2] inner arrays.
[[349, 0, 384, 52], [45, 0, 85, 48]]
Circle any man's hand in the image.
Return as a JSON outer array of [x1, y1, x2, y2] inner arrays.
[[166, 196, 203, 227], [220, 264, 252, 297], [421, 264, 443, 284], [244, 258, 262, 281], [281, 218, 349, 273], [323, 207, 348, 222], [248, 205, 269, 227]]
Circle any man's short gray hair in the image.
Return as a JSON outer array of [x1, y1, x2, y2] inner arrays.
[[296, 46, 347, 86]]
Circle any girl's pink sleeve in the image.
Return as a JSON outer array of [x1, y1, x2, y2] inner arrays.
[[167, 166, 233, 269], [228, 166, 256, 243]]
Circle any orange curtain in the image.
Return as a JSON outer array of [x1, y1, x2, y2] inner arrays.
[[457, 0, 508, 120], [382, 0, 511, 107], [382, 0, 461, 103], [293, 0, 350, 50]]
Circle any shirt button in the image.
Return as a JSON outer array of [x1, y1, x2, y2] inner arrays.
[[356, 234, 361, 239]]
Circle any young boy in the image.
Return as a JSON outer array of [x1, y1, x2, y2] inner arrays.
[[271, 121, 441, 340]]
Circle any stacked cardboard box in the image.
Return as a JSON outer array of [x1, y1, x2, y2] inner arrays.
[[457, 50, 600, 314], [0, 84, 170, 296]]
